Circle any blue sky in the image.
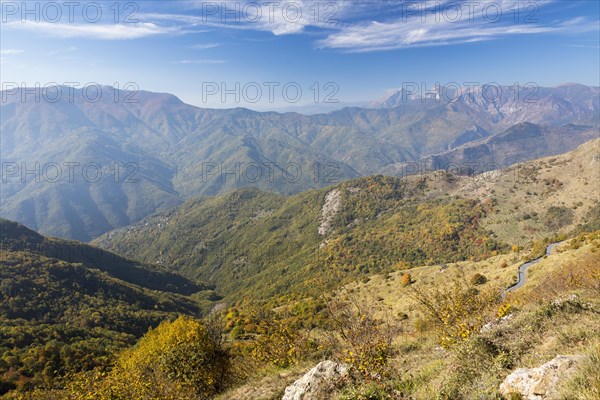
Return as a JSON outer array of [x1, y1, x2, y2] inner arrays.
[[1, 0, 599, 110]]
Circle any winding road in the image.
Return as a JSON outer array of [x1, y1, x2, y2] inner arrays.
[[506, 242, 562, 293]]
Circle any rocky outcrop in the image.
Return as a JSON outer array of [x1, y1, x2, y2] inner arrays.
[[499, 355, 583, 399], [318, 190, 342, 235], [282, 360, 350, 400]]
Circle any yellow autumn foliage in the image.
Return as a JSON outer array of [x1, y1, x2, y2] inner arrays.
[[410, 276, 502, 348], [64, 316, 231, 400]]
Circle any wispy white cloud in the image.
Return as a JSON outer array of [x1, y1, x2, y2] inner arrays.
[[0, 49, 24, 65], [4, 21, 178, 40], [48, 46, 78, 55], [176, 59, 227, 64], [136, 0, 595, 52], [0, 49, 24, 55], [141, 0, 348, 36], [318, 4, 598, 53], [191, 43, 221, 49], [1, 0, 594, 52]]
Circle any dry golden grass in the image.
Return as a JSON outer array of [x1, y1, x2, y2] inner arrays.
[[405, 138, 600, 245], [212, 236, 599, 399], [512, 234, 600, 298], [335, 251, 520, 322], [215, 363, 312, 400]]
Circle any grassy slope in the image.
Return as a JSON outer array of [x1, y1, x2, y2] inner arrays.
[[438, 137, 599, 245], [339, 238, 594, 322], [346, 236, 600, 399]]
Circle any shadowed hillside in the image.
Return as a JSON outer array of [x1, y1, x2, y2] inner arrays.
[[0, 219, 206, 393]]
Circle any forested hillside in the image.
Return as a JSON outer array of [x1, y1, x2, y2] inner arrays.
[[0, 219, 204, 393], [95, 176, 504, 301]]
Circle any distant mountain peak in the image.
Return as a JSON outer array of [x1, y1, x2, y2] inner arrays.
[[370, 83, 600, 112]]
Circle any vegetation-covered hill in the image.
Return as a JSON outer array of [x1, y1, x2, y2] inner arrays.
[[431, 137, 600, 245], [94, 176, 504, 301], [0, 219, 204, 393], [0, 219, 202, 295]]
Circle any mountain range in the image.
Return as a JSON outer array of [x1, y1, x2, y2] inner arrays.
[[1, 84, 598, 240]]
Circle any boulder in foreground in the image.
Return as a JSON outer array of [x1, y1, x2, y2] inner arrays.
[[499, 355, 583, 400], [282, 360, 350, 400]]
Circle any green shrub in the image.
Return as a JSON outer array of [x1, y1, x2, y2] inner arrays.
[[470, 273, 487, 285], [543, 206, 574, 230], [327, 298, 397, 378], [64, 316, 232, 399], [338, 382, 394, 400]]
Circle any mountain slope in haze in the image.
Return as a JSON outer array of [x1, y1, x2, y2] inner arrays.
[[381, 122, 599, 176], [371, 83, 600, 128], [0, 218, 204, 392], [1, 84, 598, 241]]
